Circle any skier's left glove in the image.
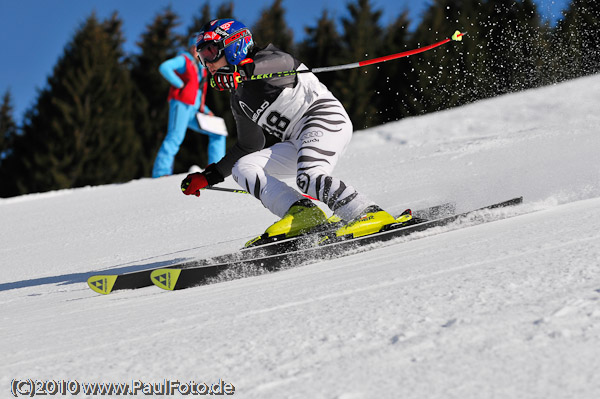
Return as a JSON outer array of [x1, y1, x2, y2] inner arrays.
[[181, 164, 225, 196], [210, 65, 242, 91]]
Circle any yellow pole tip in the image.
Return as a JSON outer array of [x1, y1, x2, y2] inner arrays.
[[452, 31, 463, 41]]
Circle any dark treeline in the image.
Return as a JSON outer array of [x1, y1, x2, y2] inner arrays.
[[1, 0, 599, 197]]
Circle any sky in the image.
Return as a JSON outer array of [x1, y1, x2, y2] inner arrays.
[[0, 0, 570, 124]]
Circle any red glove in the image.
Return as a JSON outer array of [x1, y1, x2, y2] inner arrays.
[[210, 65, 242, 91], [181, 173, 208, 197]]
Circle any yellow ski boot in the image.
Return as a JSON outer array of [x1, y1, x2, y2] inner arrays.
[[335, 206, 409, 239], [245, 199, 328, 247]]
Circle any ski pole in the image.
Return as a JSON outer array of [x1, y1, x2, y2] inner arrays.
[[240, 31, 465, 82], [205, 32, 464, 197], [204, 186, 318, 201], [203, 186, 251, 194]]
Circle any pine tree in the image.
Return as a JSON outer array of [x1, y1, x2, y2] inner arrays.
[[375, 11, 419, 122], [529, 19, 556, 87], [337, 0, 384, 129], [410, 0, 493, 112], [0, 90, 18, 162], [252, 0, 294, 53], [554, 0, 600, 80], [297, 10, 343, 92], [0, 90, 20, 196], [130, 7, 180, 176], [185, 1, 235, 38], [3, 13, 141, 196], [480, 0, 543, 95], [412, 0, 547, 113]]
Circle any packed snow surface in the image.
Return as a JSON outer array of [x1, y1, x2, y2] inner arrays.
[[1, 75, 600, 398]]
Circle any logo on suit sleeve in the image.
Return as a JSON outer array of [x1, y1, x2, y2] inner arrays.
[[239, 100, 270, 122]]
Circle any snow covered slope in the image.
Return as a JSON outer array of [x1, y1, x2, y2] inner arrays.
[[1, 75, 599, 398]]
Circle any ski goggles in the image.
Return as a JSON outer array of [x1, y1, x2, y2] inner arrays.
[[197, 42, 224, 66]]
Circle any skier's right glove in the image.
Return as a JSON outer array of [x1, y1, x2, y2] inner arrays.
[[181, 173, 207, 197], [181, 164, 224, 197]]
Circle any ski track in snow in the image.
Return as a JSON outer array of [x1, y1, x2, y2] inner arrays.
[[1, 75, 600, 398]]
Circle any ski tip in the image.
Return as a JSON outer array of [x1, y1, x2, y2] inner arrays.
[[395, 209, 413, 224], [151, 269, 182, 291], [452, 30, 464, 41], [245, 236, 262, 248], [87, 275, 118, 295]]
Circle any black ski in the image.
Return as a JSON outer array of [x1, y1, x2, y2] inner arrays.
[[86, 202, 454, 295], [150, 197, 523, 291]]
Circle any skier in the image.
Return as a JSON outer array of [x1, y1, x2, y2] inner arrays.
[[181, 19, 408, 245], [153, 33, 227, 178]]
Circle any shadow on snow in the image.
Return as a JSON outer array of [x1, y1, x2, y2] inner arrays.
[[0, 258, 189, 292]]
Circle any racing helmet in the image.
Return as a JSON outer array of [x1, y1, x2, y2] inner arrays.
[[196, 19, 254, 66]]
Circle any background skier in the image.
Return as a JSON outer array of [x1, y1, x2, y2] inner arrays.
[[153, 33, 227, 178]]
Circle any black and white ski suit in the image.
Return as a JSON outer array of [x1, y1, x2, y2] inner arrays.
[[211, 44, 375, 220]]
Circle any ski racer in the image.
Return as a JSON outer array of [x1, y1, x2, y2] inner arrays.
[[180, 19, 408, 245]]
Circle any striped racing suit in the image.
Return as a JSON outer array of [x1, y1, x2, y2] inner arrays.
[[212, 44, 375, 221]]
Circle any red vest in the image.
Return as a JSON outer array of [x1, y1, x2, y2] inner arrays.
[[167, 54, 199, 105]]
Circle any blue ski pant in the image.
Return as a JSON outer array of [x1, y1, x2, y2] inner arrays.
[[152, 99, 226, 178]]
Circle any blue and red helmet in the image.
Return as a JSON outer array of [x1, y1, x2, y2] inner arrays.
[[196, 19, 254, 66]]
